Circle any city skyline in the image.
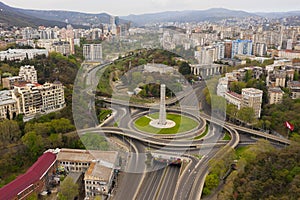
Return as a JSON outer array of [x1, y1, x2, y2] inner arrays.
[[2, 0, 300, 16]]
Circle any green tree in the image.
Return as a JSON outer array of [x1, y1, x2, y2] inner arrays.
[[21, 131, 44, 160], [237, 107, 255, 124], [50, 118, 75, 134], [27, 193, 38, 200], [81, 133, 109, 150], [226, 104, 238, 122], [229, 82, 246, 94], [178, 62, 191, 75], [138, 58, 147, 65], [244, 70, 253, 82], [24, 122, 51, 137], [131, 71, 143, 88], [203, 173, 220, 196], [46, 133, 63, 148], [58, 176, 79, 200], [0, 120, 21, 145]]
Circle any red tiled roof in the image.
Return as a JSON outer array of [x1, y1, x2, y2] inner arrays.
[[0, 152, 56, 200]]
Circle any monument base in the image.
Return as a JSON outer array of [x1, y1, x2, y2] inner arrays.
[[149, 119, 176, 129]]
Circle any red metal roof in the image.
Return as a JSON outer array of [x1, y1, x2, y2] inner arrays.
[[227, 91, 242, 99], [0, 152, 56, 200]]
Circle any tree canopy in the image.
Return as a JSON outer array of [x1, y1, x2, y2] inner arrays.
[[58, 176, 79, 200]]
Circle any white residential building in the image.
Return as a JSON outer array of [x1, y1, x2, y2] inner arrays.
[[241, 88, 263, 118], [217, 77, 228, 97], [225, 91, 242, 109], [83, 44, 103, 62], [0, 49, 48, 61], [231, 39, 253, 58], [19, 65, 38, 83], [0, 90, 18, 120]]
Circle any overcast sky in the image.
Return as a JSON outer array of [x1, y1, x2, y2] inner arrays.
[[2, 0, 300, 16]]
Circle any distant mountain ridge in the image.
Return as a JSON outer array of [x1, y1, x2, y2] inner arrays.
[[15, 9, 118, 26], [121, 8, 300, 26], [121, 8, 257, 25], [254, 11, 300, 18], [0, 1, 300, 28], [0, 1, 122, 28], [121, 8, 256, 25], [0, 2, 68, 28]]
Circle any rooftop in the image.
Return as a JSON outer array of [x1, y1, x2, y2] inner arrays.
[[289, 81, 300, 88], [84, 162, 112, 182], [57, 149, 118, 166], [0, 152, 56, 200], [268, 87, 284, 93], [3, 76, 22, 81], [242, 88, 263, 94], [0, 90, 16, 106], [226, 91, 242, 99]]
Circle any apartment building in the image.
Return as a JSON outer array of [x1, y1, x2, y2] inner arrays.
[[268, 87, 284, 104], [57, 149, 118, 197], [231, 39, 253, 58], [83, 44, 103, 62], [288, 81, 300, 99], [2, 76, 23, 89], [0, 49, 48, 61], [225, 91, 242, 109], [217, 77, 229, 97], [13, 83, 43, 117], [0, 90, 18, 120], [19, 65, 38, 83], [39, 82, 65, 112], [241, 88, 263, 118], [12, 82, 65, 118]]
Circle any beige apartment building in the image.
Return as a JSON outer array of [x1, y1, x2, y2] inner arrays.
[[288, 81, 300, 99], [0, 90, 19, 120], [268, 87, 284, 104], [57, 149, 118, 198], [12, 82, 65, 118], [2, 76, 23, 89], [39, 81, 65, 112], [241, 88, 263, 118], [13, 83, 43, 117]]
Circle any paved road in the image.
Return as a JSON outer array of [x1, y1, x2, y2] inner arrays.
[[137, 162, 167, 200], [113, 139, 146, 200], [156, 164, 180, 200], [174, 148, 219, 200]]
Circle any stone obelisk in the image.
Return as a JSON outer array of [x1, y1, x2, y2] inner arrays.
[[159, 84, 167, 125]]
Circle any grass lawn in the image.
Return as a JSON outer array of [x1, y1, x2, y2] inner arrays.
[[235, 146, 249, 158], [222, 132, 231, 140], [98, 109, 112, 122], [194, 124, 209, 140], [134, 113, 198, 134], [193, 154, 203, 159]]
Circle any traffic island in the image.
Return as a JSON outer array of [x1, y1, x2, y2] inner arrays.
[[134, 113, 198, 134]]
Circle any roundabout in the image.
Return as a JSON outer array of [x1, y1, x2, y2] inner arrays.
[[132, 84, 200, 135], [134, 112, 199, 135]]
